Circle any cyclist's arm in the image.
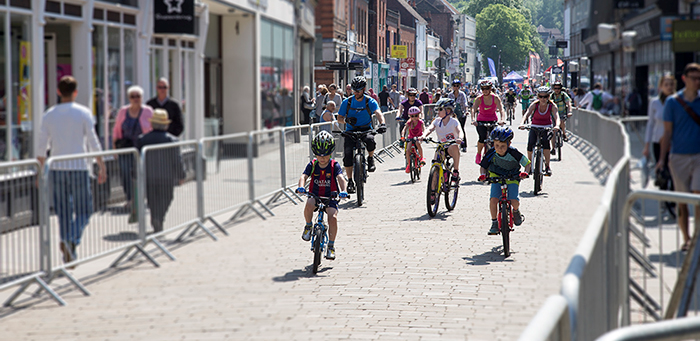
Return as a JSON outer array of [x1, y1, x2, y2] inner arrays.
[[520, 154, 531, 173], [471, 97, 481, 120], [374, 109, 385, 125], [396, 104, 404, 118], [565, 94, 572, 115], [422, 122, 436, 138], [495, 96, 505, 121], [297, 173, 309, 189], [520, 103, 534, 126], [337, 100, 347, 124]]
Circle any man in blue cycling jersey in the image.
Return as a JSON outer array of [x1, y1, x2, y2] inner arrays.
[[337, 76, 386, 194]]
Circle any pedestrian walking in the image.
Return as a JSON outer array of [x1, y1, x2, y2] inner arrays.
[[146, 78, 184, 137], [344, 84, 353, 98], [300, 85, 315, 125], [37, 76, 107, 265], [579, 83, 613, 113], [378, 85, 394, 112], [113, 85, 154, 213], [314, 85, 328, 123], [323, 84, 343, 115], [137, 109, 186, 233], [658, 63, 700, 252], [419, 87, 431, 106], [389, 84, 400, 110]]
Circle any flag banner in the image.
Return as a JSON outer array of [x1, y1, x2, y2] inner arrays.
[[488, 58, 497, 78]]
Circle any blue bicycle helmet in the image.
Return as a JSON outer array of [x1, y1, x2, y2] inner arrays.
[[490, 126, 514, 143], [452, 79, 462, 86]]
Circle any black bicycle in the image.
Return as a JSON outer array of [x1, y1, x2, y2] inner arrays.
[[521, 125, 553, 195], [480, 174, 526, 257], [553, 116, 567, 161], [334, 130, 376, 206], [476, 121, 499, 150], [304, 192, 347, 274]]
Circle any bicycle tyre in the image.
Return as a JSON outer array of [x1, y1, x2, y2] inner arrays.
[[426, 165, 441, 217], [534, 148, 542, 195], [312, 227, 322, 274], [557, 131, 563, 161], [415, 154, 421, 180], [354, 154, 364, 206], [501, 202, 511, 258], [444, 167, 459, 211], [410, 153, 417, 183]]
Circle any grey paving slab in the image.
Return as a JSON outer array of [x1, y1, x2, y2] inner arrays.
[[0, 107, 604, 340]]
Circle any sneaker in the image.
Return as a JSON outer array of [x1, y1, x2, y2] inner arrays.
[[563, 135, 569, 142], [60, 241, 74, 264], [513, 210, 523, 226], [475, 154, 482, 164], [325, 246, 336, 260], [452, 171, 460, 184], [488, 221, 500, 235], [545, 166, 552, 177], [347, 180, 356, 194], [420, 158, 426, 166], [301, 224, 312, 241], [368, 156, 376, 172], [405, 165, 411, 173]]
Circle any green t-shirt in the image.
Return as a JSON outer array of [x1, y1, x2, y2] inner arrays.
[[519, 90, 533, 101], [551, 91, 571, 114]]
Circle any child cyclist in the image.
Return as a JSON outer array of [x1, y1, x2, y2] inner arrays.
[[478, 127, 531, 235], [401, 106, 426, 173], [421, 98, 463, 180], [296, 131, 348, 260]]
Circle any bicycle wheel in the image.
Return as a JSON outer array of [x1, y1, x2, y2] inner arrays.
[[426, 165, 441, 217], [444, 167, 459, 211], [501, 202, 511, 258], [409, 153, 417, 183], [312, 227, 322, 274], [354, 154, 364, 206], [556, 131, 563, 161], [414, 153, 421, 180], [534, 148, 543, 195]]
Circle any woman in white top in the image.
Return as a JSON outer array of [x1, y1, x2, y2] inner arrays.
[[643, 74, 677, 164]]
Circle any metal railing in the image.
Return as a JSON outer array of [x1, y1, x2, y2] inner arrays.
[[596, 316, 700, 341], [0, 110, 402, 307]]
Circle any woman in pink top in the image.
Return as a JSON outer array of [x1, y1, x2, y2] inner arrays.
[[519, 86, 561, 176], [112, 85, 154, 207], [470, 79, 505, 164]]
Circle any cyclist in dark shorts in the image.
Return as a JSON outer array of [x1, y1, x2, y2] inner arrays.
[[505, 88, 517, 120]]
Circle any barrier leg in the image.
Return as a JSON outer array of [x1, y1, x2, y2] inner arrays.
[[111, 246, 136, 268], [149, 238, 177, 261], [280, 189, 298, 205], [57, 268, 90, 296], [287, 187, 303, 202], [175, 224, 195, 242], [206, 217, 229, 236], [3, 276, 67, 307], [256, 200, 275, 217]]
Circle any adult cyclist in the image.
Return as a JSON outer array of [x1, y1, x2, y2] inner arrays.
[[550, 80, 572, 144], [504, 88, 518, 122], [448, 79, 469, 151], [337, 76, 387, 194], [519, 86, 534, 120], [471, 79, 505, 164]]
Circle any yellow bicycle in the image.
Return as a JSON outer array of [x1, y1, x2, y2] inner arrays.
[[424, 139, 459, 217]]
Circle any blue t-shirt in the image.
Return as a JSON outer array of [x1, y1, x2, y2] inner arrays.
[[663, 90, 700, 154], [338, 95, 380, 131], [303, 159, 343, 197]]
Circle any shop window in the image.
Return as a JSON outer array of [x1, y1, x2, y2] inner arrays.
[[124, 29, 136, 104], [0, 0, 5, 6], [260, 18, 294, 128], [46, 1, 61, 13], [123, 14, 136, 26], [153, 37, 163, 45], [93, 25, 107, 147], [107, 11, 120, 23], [107, 27, 121, 122], [4, 14, 33, 160], [99, 0, 138, 7], [9, 0, 30, 9], [64, 3, 82, 17], [93, 8, 104, 20]]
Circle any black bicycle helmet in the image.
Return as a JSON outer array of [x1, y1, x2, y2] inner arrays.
[[311, 131, 335, 156], [351, 76, 367, 91], [436, 97, 455, 110], [489, 126, 514, 143]]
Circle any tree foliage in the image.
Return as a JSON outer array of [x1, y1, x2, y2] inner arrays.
[[524, 0, 563, 31], [464, 0, 531, 23], [475, 4, 532, 71]]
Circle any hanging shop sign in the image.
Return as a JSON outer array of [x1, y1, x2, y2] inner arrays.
[[154, 0, 195, 34], [391, 45, 407, 59], [672, 20, 700, 53]]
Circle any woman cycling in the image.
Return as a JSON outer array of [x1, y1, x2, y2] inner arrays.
[[518, 86, 560, 177], [470, 79, 505, 164]]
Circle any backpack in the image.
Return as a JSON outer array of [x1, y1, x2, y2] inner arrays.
[[592, 93, 603, 110], [345, 95, 372, 126]]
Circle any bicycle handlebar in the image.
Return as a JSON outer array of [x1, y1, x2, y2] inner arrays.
[[305, 192, 350, 202], [423, 138, 459, 145], [481, 174, 525, 183]]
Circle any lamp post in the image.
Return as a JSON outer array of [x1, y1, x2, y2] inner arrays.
[[491, 45, 502, 85]]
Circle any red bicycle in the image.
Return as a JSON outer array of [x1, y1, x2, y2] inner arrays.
[[481, 174, 526, 257], [402, 137, 422, 183]]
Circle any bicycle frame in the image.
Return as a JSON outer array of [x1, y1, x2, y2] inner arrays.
[[427, 140, 456, 191]]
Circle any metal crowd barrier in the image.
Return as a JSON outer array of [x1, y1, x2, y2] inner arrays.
[[0, 110, 404, 307], [595, 315, 700, 341], [519, 295, 571, 341]]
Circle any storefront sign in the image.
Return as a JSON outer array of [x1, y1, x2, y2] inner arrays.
[[154, 0, 195, 34], [661, 16, 679, 41], [614, 0, 643, 9], [405, 57, 415, 69], [672, 20, 700, 52], [364, 61, 372, 79], [391, 45, 407, 59], [18, 41, 31, 126], [426, 60, 433, 68]]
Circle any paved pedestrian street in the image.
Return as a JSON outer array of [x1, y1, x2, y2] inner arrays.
[[1, 116, 605, 340]]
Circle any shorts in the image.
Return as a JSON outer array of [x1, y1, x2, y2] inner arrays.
[[490, 182, 519, 201], [308, 197, 338, 210], [343, 132, 377, 167], [521, 101, 531, 111], [505, 102, 515, 109], [558, 112, 569, 122], [669, 153, 700, 193], [476, 121, 497, 143], [527, 128, 551, 151]]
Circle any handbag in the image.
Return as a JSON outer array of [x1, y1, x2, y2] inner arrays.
[[114, 108, 143, 149], [675, 94, 700, 127]]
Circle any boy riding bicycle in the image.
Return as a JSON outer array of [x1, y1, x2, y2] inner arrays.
[[296, 131, 348, 260], [421, 98, 463, 179], [401, 106, 426, 173], [478, 127, 531, 235]]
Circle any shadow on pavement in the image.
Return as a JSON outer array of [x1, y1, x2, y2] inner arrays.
[[463, 246, 514, 265], [390, 180, 419, 186], [272, 265, 333, 282], [403, 211, 450, 221], [461, 180, 483, 187], [520, 191, 548, 198], [648, 250, 685, 268]]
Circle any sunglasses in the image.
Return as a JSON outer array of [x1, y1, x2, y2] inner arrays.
[[481, 88, 491, 90], [538, 95, 549, 98], [409, 114, 419, 118], [408, 94, 416, 97], [553, 87, 562, 90], [157, 86, 168, 89], [437, 108, 446, 111], [130, 95, 141, 99]]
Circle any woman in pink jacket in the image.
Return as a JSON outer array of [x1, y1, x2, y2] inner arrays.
[[113, 85, 154, 209]]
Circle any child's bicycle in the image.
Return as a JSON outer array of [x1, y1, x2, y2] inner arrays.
[[424, 138, 460, 217], [304, 192, 348, 274], [480, 173, 526, 258], [402, 137, 423, 183], [521, 125, 554, 195]]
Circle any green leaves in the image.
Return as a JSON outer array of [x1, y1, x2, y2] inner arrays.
[[476, 4, 533, 70]]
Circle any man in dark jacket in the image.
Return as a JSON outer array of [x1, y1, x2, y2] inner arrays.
[[137, 109, 186, 233], [146, 78, 184, 137]]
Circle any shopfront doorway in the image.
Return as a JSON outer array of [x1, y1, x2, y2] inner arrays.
[[44, 24, 73, 109]]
